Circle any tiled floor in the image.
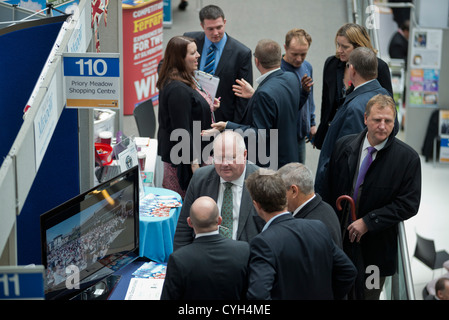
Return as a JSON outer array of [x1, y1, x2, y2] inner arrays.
[[403, 157, 449, 299]]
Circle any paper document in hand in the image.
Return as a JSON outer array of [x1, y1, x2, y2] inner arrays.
[[195, 70, 220, 99]]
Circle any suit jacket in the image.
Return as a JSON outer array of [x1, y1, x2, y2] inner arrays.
[[388, 31, 408, 64], [161, 234, 250, 300], [314, 55, 393, 149], [247, 214, 357, 300], [173, 162, 264, 250], [294, 194, 342, 248], [315, 79, 391, 195], [184, 31, 253, 123], [227, 69, 300, 169], [321, 128, 421, 276]]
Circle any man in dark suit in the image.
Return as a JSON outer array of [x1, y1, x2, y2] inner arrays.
[[277, 162, 342, 248], [184, 5, 252, 123], [389, 20, 409, 67], [245, 170, 357, 300], [211, 39, 300, 170], [173, 131, 264, 250], [315, 47, 396, 195], [161, 196, 250, 300], [321, 94, 421, 299]]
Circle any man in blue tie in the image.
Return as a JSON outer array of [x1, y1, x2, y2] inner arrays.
[[321, 94, 421, 300], [184, 5, 253, 123]]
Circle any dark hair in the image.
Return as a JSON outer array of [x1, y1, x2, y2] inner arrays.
[[348, 46, 378, 80], [156, 36, 196, 90], [435, 277, 449, 295], [199, 5, 225, 23], [254, 39, 281, 69], [245, 170, 287, 213]]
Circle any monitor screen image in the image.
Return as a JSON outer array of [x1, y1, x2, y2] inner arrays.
[[40, 166, 139, 300]]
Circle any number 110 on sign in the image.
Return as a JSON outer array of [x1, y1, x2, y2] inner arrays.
[[75, 58, 108, 76]]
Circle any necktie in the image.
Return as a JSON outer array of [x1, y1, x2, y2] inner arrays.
[[220, 182, 233, 238], [353, 146, 376, 204], [203, 44, 216, 75]]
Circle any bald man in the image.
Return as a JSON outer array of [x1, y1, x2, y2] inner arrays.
[[161, 196, 250, 300]]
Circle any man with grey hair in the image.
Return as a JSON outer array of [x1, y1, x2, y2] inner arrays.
[[173, 131, 264, 250], [211, 39, 301, 169], [315, 47, 397, 194], [277, 162, 342, 247]]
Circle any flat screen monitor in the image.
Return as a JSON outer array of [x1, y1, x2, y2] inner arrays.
[[40, 166, 140, 300]]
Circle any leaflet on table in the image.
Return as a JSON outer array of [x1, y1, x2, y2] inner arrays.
[[125, 278, 164, 300], [132, 261, 167, 279], [140, 193, 182, 217]]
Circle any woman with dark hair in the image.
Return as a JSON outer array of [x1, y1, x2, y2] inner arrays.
[[314, 23, 392, 150], [157, 36, 219, 198]]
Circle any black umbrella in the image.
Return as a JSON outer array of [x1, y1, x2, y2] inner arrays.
[[336, 195, 364, 300]]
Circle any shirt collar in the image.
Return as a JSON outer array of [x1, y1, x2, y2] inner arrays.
[[354, 79, 375, 91], [204, 33, 227, 51], [292, 194, 316, 217], [195, 229, 220, 239], [256, 68, 281, 85], [262, 212, 291, 232], [362, 133, 388, 152]]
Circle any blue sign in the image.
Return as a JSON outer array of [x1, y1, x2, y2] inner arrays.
[[64, 56, 120, 77], [0, 266, 45, 300]]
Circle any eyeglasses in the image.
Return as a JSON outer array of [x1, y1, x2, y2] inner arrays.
[[346, 62, 351, 69]]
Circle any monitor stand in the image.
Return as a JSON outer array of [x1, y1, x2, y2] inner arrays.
[[70, 274, 121, 300]]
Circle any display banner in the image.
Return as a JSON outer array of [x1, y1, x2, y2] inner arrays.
[[122, 0, 163, 115]]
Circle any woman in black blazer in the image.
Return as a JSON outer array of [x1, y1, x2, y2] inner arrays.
[[156, 36, 219, 198], [314, 23, 393, 150]]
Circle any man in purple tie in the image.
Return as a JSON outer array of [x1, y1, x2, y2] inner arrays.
[[321, 94, 421, 300]]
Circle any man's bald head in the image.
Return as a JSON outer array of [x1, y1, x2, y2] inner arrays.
[[188, 196, 221, 233]]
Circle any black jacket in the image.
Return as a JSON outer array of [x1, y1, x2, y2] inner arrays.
[[322, 128, 421, 276]]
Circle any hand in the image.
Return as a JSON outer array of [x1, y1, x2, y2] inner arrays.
[[305, 126, 317, 146], [211, 121, 227, 132], [191, 162, 200, 173], [301, 74, 314, 93], [211, 97, 221, 112], [232, 78, 255, 99], [201, 127, 221, 137], [347, 218, 368, 243]]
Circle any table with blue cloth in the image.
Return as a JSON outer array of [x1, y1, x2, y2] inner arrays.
[[139, 186, 182, 263]]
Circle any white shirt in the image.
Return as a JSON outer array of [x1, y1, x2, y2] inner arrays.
[[358, 134, 388, 171], [195, 229, 219, 239], [353, 79, 375, 91], [292, 194, 316, 217], [256, 68, 281, 85], [216, 166, 247, 240]]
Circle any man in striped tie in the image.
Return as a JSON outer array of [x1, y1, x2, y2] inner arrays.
[[184, 5, 253, 123]]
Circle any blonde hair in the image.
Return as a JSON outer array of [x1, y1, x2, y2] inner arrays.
[[335, 23, 377, 59]]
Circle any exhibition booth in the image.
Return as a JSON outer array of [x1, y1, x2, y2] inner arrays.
[[0, 0, 169, 299]]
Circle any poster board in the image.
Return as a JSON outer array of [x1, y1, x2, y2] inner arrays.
[[122, 0, 163, 115], [408, 28, 443, 107]]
